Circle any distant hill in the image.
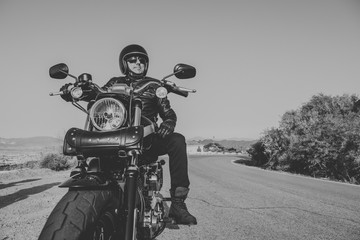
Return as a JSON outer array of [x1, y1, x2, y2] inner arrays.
[[0, 136, 257, 152], [187, 138, 257, 151], [0, 136, 62, 151], [187, 137, 256, 142]]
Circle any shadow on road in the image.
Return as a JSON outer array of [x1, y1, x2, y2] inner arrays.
[[0, 178, 42, 190], [233, 158, 256, 166], [0, 182, 61, 209]]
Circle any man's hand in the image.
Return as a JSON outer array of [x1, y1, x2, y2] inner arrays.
[[158, 120, 175, 138], [59, 83, 73, 102]]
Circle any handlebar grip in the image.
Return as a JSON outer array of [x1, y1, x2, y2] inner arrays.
[[170, 87, 189, 97], [177, 86, 197, 93]]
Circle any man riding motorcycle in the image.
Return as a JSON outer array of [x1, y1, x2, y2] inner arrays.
[[60, 44, 197, 225]]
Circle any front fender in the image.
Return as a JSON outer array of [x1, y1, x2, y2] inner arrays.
[[59, 172, 117, 190]]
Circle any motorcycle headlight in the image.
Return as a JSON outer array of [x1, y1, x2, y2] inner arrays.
[[89, 98, 127, 131]]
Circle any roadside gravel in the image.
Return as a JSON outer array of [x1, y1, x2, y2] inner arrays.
[[0, 168, 70, 240]]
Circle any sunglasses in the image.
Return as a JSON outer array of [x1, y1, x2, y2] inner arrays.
[[127, 56, 146, 64]]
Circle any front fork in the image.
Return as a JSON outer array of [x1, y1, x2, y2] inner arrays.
[[124, 98, 143, 240], [124, 145, 143, 240], [124, 164, 139, 240]]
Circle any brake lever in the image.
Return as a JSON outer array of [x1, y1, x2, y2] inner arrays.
[[164, 80, 196, 94], [49, 91, 65, 96], [177, 86, 197, 93]]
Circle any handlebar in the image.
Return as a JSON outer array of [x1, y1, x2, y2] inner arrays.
[[133, 80, 196, 97], [49, 79, 196, 98]]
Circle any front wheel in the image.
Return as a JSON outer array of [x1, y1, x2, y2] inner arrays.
[[38, 190, 121, 240]]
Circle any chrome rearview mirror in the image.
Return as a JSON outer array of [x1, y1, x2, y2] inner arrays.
[[49, 63, 69, 79], [162, 64, 197, 81], [174, 64, 196, 79]]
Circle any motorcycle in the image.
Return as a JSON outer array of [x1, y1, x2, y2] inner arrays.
[[38, 62, 196, 240]]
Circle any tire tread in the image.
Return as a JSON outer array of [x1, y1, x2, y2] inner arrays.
[[38, 190, 115, 240]]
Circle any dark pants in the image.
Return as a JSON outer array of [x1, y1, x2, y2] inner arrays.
[[145, 132, 190, 190]]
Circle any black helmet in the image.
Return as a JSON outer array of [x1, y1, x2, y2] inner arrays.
[[119, 44, 149, 76]]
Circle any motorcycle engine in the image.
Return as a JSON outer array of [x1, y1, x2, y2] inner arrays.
[[140, 161, 166, 238]]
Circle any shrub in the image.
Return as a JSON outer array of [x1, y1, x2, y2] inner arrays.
[[23, 160, 40, 169], [257, 93, 360, 184], [40, 153, 75, 171], [247, 141, 269, 166]]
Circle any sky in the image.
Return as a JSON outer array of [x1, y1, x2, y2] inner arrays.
[[1, 0, 360, 140]]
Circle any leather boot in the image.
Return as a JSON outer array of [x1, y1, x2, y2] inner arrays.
[[169, 187, 197, 225]]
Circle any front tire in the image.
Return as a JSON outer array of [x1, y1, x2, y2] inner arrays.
[[38, 190, 120, 240]]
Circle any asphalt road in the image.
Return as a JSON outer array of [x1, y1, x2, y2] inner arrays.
[[158, 155, 360, 240], [1, 155, 359, 240]]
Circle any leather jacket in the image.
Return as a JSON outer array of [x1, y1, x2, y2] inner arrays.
[[102, 76, 177, 129]]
